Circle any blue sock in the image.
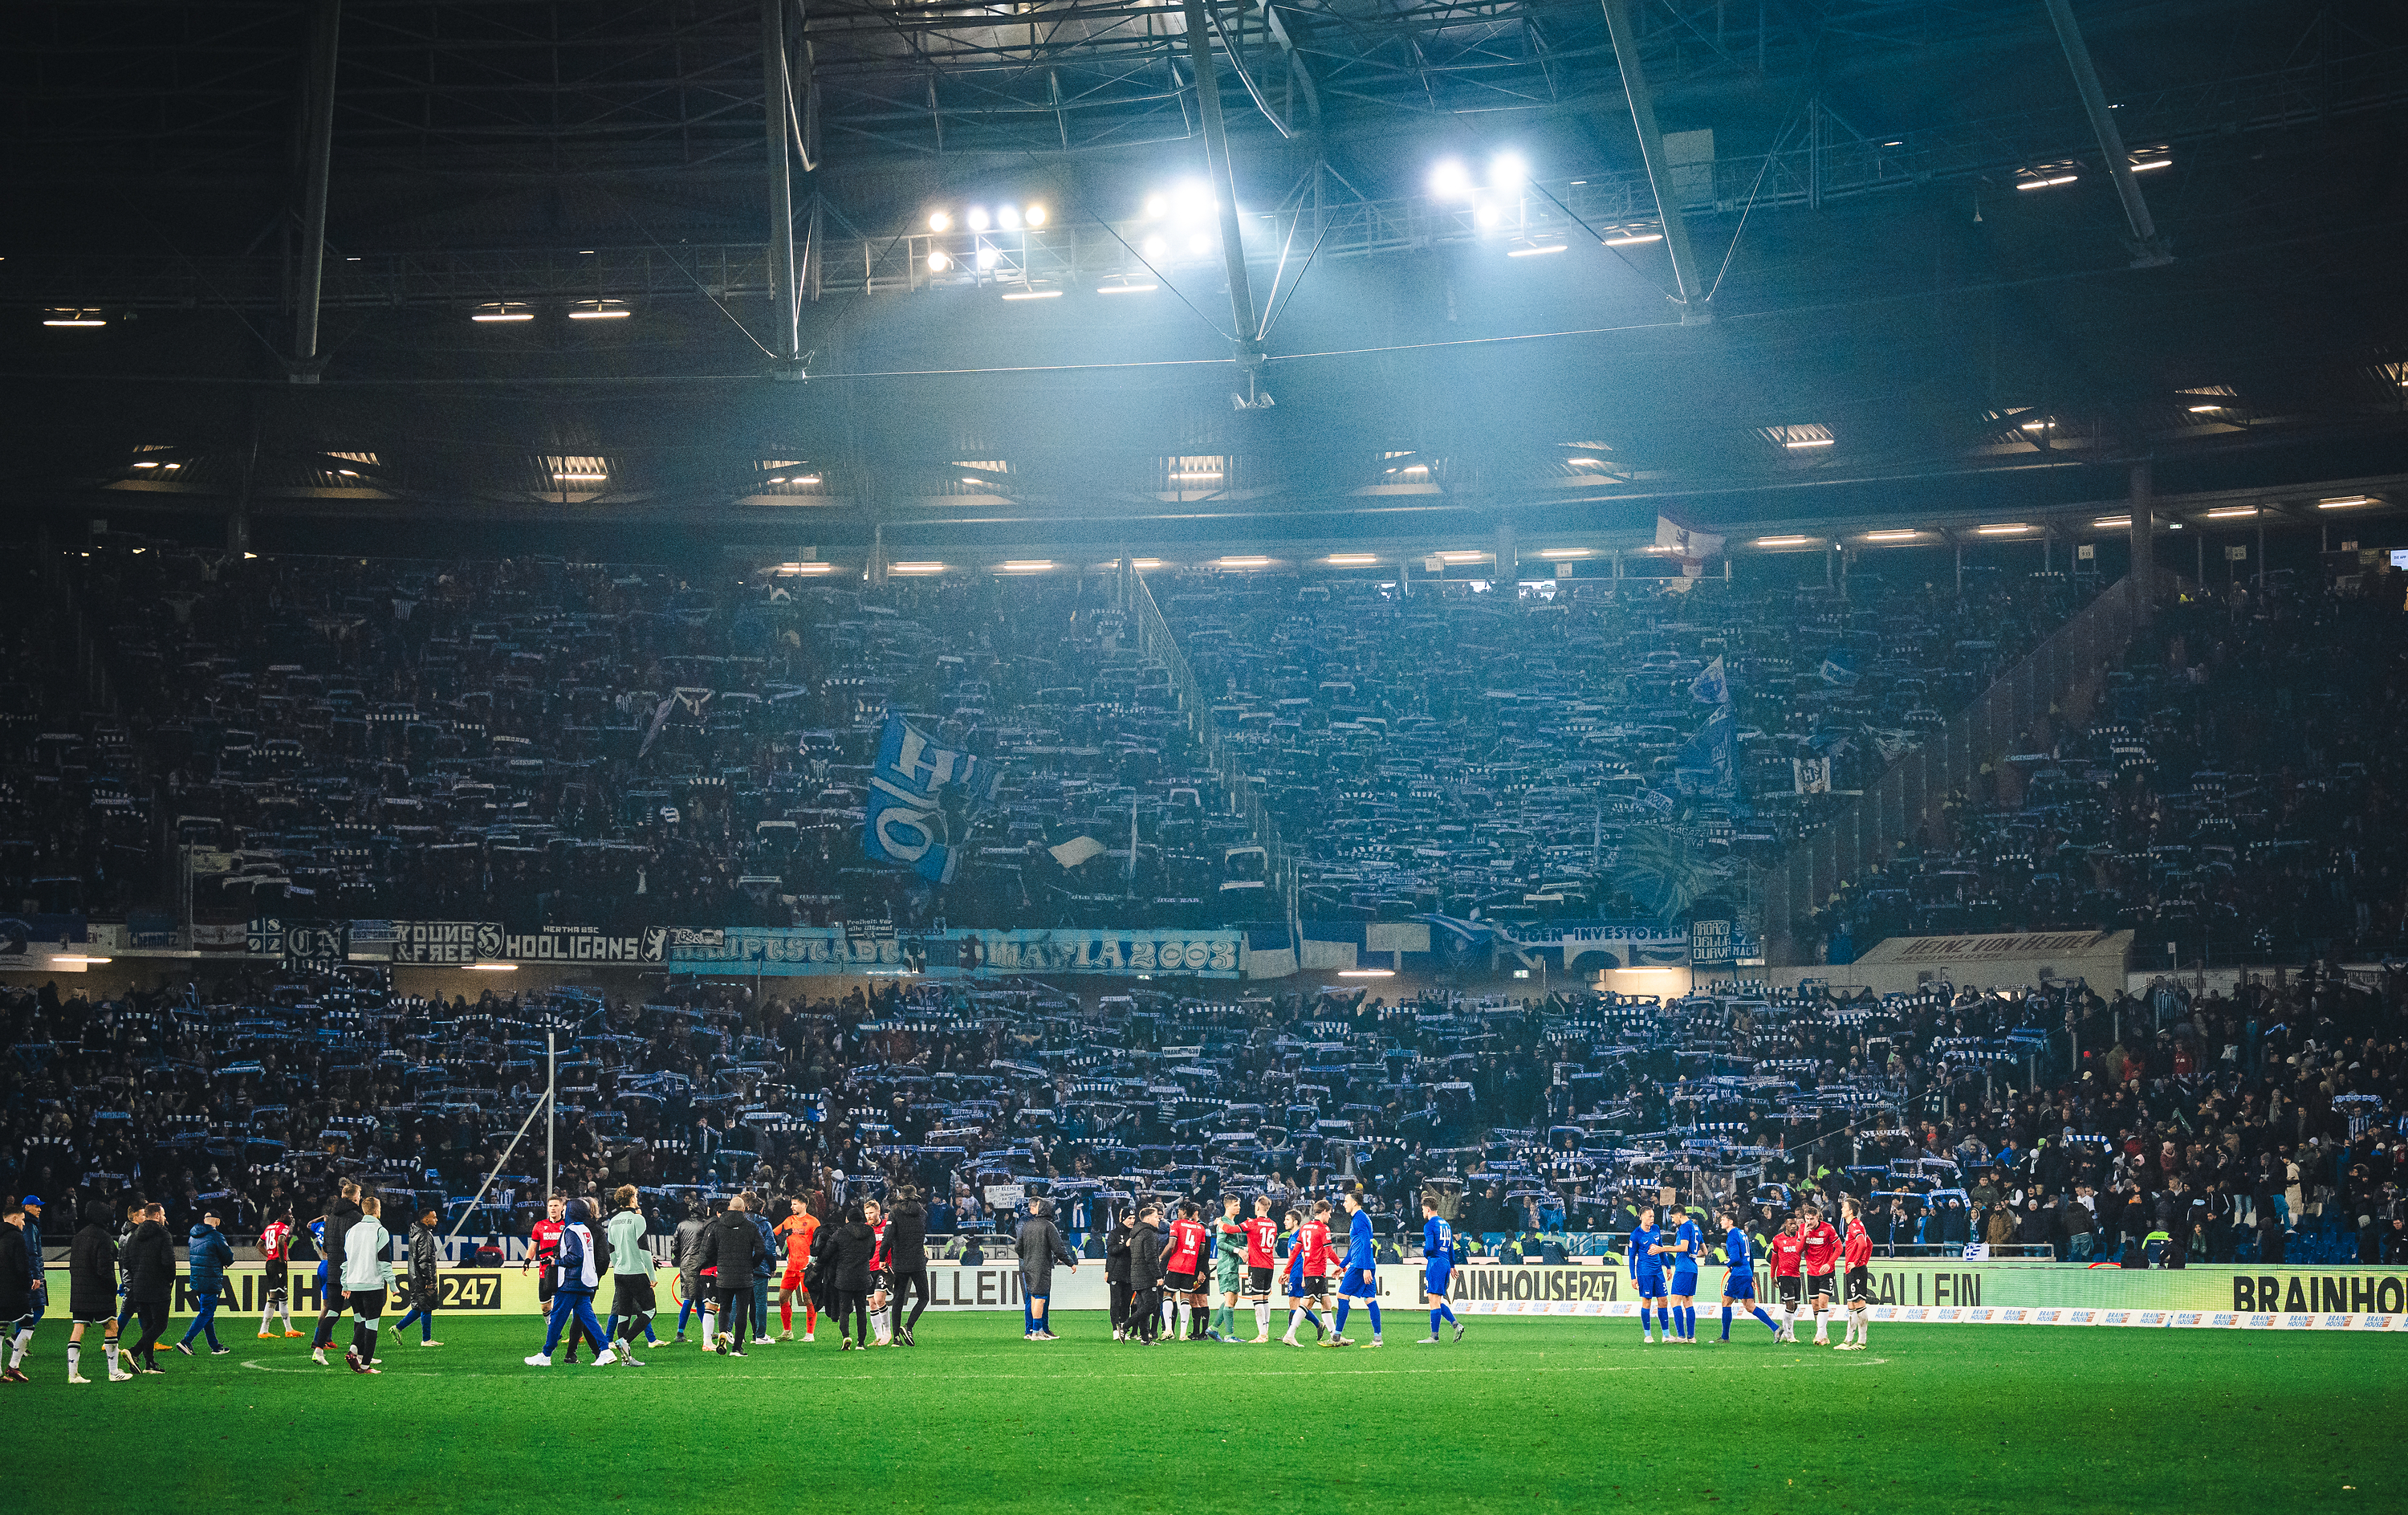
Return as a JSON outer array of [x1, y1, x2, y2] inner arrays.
[[1366, 1303, 1381, 1338], [1683, 1306, 1695, 1338], [1333, 1301, 1352, 1336], [1720, 1305, 1733, 1340], [1641, 1309, 1653, 1338], [1304, 1309, 1323, 1334], [1437, 1301, 1456, 1325], [1430, 1309, 1442, 1337], [1657, 1305, 1671, 1334], [1752, 1306, 1779, 1334]]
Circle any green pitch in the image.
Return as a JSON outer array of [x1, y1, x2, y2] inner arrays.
[[11, 1315, 2398, 1513]]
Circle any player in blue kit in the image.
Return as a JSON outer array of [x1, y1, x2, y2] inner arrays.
[[1666, 1207, 1703, 1343], [1327, 1191, 1383, 1349], [1710, 1203, 1782, 1342], [1629, 1205, 1667, 1343], [1413, 1195, 1463, 1344]]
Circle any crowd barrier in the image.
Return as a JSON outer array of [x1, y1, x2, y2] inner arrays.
[[49, 1260, 2408, 1331]]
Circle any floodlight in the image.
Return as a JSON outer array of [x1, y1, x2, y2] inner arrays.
[[1755, 536, 1813, 548], [1327, 554, 1381, 565], [1025, 204, 1047, 227], [1189, 233, 1211, 254], [1143, 235, 1169, 259], [2204, 507, 2257, 519], [1491, 152, 1529, 188], [1976, 523, 2031, 535], [2319, 496, 2373, 508], [967, 206, 990, 230], [1145, 193, 1169, 218], [1861, 531, 1920, 542], [1537, 548, 1590, 560], [1604, 231, 1662, 246], [929, 210, 952, 232], [998, 206, 1022, 230], [1430, 158, 1472, 200], [1474, 205, 1500, 228], [928, 250, 951, 272], [976, 246, 999, 270]]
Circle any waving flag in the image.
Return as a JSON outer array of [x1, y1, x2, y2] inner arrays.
[[1819, 650, 1860, 688], [862, 711, 999, 884], [1690, 654, 1730, 706]]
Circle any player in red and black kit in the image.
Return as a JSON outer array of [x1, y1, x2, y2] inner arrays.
[[864, 1198, 893, 1346], [1799, 1206, 1841, 1346], [1767, 1216, 1804, 1342], [1159, 1203, 1208, 1342], [1240, 1195, 1281, 1343], [1837, 1196, 1874, 1350], [1281, 1202, 1336, 1346], [257, 1208, 302, 1338], [523, 1197, 592, 1363]]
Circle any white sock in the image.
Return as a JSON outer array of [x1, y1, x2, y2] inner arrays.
[[1813, 1313, 1828, 1342], [67, 1344, 79, 1379], [9, 1328, 28, 1367], [1855, 1315, 1867, 1344], [1284, 1308, 1300, 1337], [104, 1341, 119, 1373], [702, 1310, 717, 1342], [1255, 1303, 1269, 1336]]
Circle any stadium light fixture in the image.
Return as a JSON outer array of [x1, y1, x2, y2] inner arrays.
[[928, 210, 952, 233], [1129, 559, 1162, 568], [890, 562, 946, 574], [2016, 173, 2080, 190], [1755, 536, 1814, 548], [1098, 279, 1157, 295], [50, 955, 112, 967], [2204, 507, 2258, 519], [927, 251, 951, 272], [1025, 204, 1047, 227], [466, 962, 519, 971], [42, 308, 105, 327], [975, 246, 999, 271], [1977, 523, 2032, 535], [2130, 157, 2173, 172], [1142, 234, 1169, 259], [1538, 548, 1591, 559], [2021, 420, 2051, 430], [1861, 531, 1921, 542], [967, 206, 990, 230], [567, 300, 630, 319], [2093, 516, 2130, 528], [1000, 560, 1052, 572], [1604, 230, 1662, 246], [471, 303, 535, 322], [998, 206, 1022, 230], [1437, 552, 1485, 563], [2186, 403, 2222, 413], [1491, 152, 1529, 189], [1507, 243, 1567, 258], [1188, 233, 1212, 254], [553, 470, 607, 481], [1337, 968, 1396, 979], [1327, 554, 1381, 565], [1171, 470, 1223, 480], [132, 461, 159, 468], [1430, 158, 1473, 200], [1218, 556, 1271, 568], [1144, 193, 1169, 218], [1566, 458, 1603, 466], [1001, 288, 1060, 300], [1784, 437, 1834, 449], [2318, 495, 2373, 508]]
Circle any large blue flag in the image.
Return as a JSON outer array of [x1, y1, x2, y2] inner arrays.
[[861, 712, 998, 884]]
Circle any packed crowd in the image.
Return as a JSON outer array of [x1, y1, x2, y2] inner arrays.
[[6, 946, 2401, 1280], [1815, 570, 2408, 965], [6, 544, 2094, 939]]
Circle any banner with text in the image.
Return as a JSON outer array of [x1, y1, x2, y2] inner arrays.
[[668, 926, 1243, 979]]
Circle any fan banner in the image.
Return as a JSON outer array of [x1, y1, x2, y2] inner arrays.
[[861, 711, 999, 884]]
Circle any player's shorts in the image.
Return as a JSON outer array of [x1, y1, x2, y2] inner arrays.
[[1722, 1273, 1756, 1301], [71, 1308, 116, 1327], [347, 1287, 387, 1317], [1670, 1271, 1699, 1297], [780, 1264, 806, 1291], [1424, 1263, 1451, 1296], [1215, 1258, 1245, 1292], [1164, 1269, 1197, 1294], [1633, 1272, 1666, 1301], [1807, 1271, 1835, 1300], [264, 1260, 288, 1290], [1338, 1268, 1378, 1301], [1775, 1276, 1802, 1307], [1845, 1267, 1872, 1305], [537, 1273, 556, 1303], [613, 1274, 657, 1317], [1300, 1274, 1327, 1297], [1246, 1265, 1274, 1296]]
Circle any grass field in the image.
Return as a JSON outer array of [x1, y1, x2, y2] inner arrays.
[[10, 1313, 2400, 1513]]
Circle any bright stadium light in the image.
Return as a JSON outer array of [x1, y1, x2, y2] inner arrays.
[[890, 561, 946, 574], [1474, 206, 1500, 228], [471, 302, 534, 323], [1024, 204, 1047, 227], [1327, 554, 1381, 565], [1977, 523, 2032, 535], [1145, 193, 1169, 218], [1862, 531, 1922, 542], [998, 206, 1022, 230], [1755, 536, 1814, 548], [1436, 551, 1484, 563], [928, 210, 952, 232], [1604, 230, 1662, 246], [2319, 495, 2373, 508], [1784, 437, 1834, 449], [1337, 968, 1395, 979], [1142, 235, 1169, 259], [1490, 152, 1529, 189], [976, 246, 999, 270], [1218, 556, 1270, 568], [1538, 548, 1591, 559], [2094, 516, 2130, 528], [2204, 507, 2258, 519], [567, 300, 630, 319], [1189, 233, 1212, 254], [2187, 403, 2222, 413], [1430, 158, 1473, 200], [928, 250, 951, 272], [1001, 560, 1053, 572], [967, 206, 990, 230], [43, 308, 106, 327]]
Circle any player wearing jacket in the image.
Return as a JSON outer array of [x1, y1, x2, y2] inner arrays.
[[307, 1181, 362, 1364], [339, 1197, 397, 1374], [66, 1201, 128, 1382], [390, 1206, 445, 1346]]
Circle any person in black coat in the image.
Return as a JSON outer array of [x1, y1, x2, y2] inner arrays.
[[67, 1202, 123, 1383], [884, 1188, 930, 1346], [695, 1195, 765, 1358], [120, 1204, 176, 1374], [1128, 1203, 1167, 1345], [1015, 1200, 1077, 1341], [309, 1181, 363, 1357], [824, 1203, 877, 1351], [1104, 1208, 1136, 1341], [0, 1204, 32, 1383]]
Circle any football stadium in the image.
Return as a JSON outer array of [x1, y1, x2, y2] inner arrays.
[[3, 2, 2406, 1510]]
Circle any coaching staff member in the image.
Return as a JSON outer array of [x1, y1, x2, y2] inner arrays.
[[885, 1186, 929, 1346], [121, 1203, 176, 1374]]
